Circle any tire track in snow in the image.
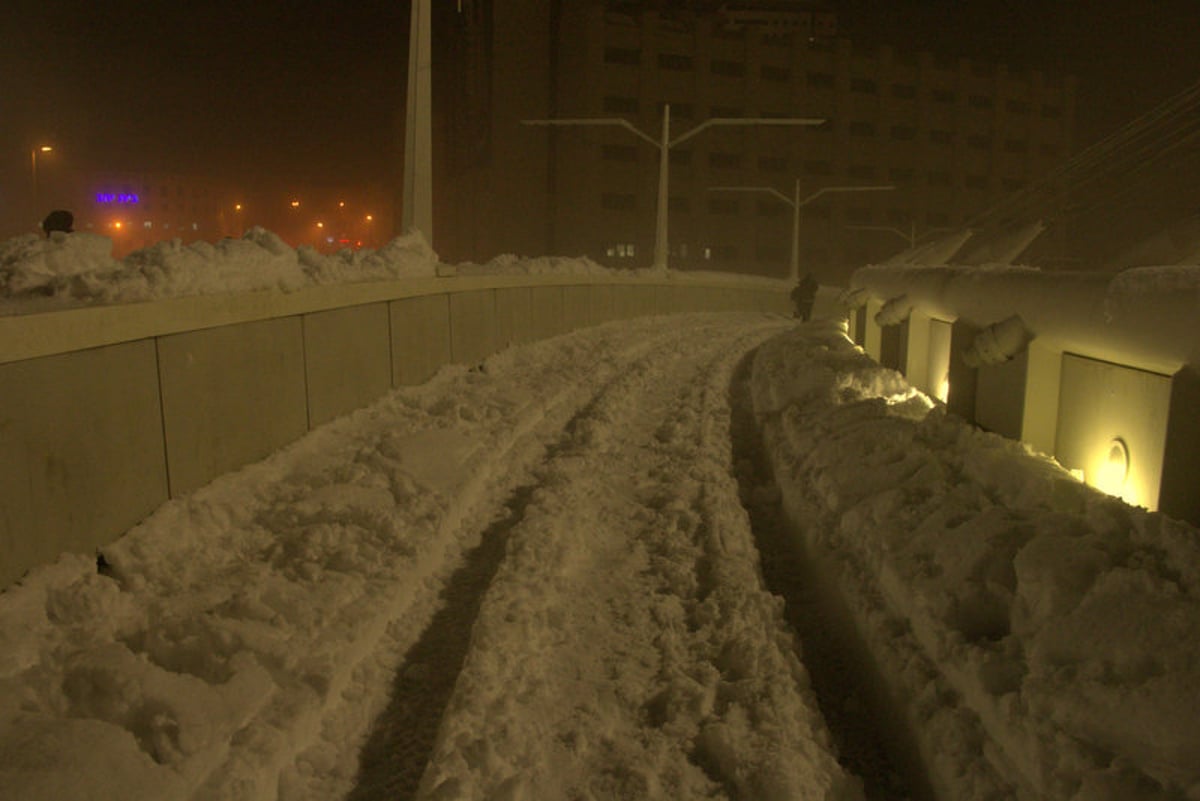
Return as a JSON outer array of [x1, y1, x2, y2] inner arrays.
[[410, 319, 858, 800], [341, 325, 726, 799], [728, 350, 934, 801]]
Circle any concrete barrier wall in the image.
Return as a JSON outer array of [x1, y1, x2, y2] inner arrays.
[[0, 274, 792, 588]]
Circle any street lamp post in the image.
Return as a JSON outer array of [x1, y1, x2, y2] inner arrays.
[[709, 180, 894, 281], [30, 145, 53, 219], [523, 105, 826, 270]]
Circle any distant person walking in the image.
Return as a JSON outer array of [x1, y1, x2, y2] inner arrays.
[[790, 272, 819, 321], [41, 209, 74, 236]]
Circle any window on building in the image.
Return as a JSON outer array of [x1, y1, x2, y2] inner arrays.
[[967, 134, 993, 149], [1006, 99, 1030, 114], [669, 196, 691, 213], [891, 83, 916, 99], [709, 152, 743, 169], [601, 144, 638, 162], [603, 95, 639, 113], [849, 121, 876, 137], [851, 77, 878, 94], [761, 64, 790, 82], [965, 175, 988, 190], [928, 211, 951, 225], [848, 164, 877, 180], [1042, 104, 1062, 118], [758, 155, 787, 172], [1003, 178, 1025, 191], [1041, 143, 1061, 157], [889, 167, 915, 183], [1004, 139, 1028, 154], [807, 71, 834, 88], [969, 94, 994, 110], [711, 105, 743, 117], [606, 243, 638, 258], [890, 125, 916, 140], [658, 52, 692, 70], [601, 193, 637, 210], [707, 197, 740, 214], [888, 208, 911, 225], [929, 170, 952, 186], [846, 207, 874, 223], [932, 89, 956, 103], [805, 160, 833, 175], [929, 129, 953, 145], [670, 148, 692, 165], [711, 59, 745, 77]]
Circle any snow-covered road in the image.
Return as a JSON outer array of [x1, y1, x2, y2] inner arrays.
[[1, 313, 856, 801], [4, 311, 1199, 801]]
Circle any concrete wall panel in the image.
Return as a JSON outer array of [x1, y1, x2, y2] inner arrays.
[[904, 312, 932, 392], [495, 286, 534, 348], [589, 285, 619, 325], [1055, 354, 1171, 510], [303, 303, 392, 427], [563, 286, 591, 330], [0, 340, 168, 587], [449, 290, 499, 365], [976, 351, 1028, 440], [158, 318, 308, 496], [618, 285, 658, 319], [391, 294, 452, 386], [1159, 366, 1200, 525], [1020, 341, 1063, 457], [946, 319, 980, 423], [528, 286, 567, 340]]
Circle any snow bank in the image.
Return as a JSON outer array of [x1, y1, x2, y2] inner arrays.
[[751, 321, 1200, 800], [0, 227, 439, 315]]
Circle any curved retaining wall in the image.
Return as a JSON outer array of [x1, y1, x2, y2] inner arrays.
[[0, 272, 793, 589]]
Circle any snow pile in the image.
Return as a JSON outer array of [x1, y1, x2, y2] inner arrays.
[[751, 321, 1200, 800], [0, 227, 439, 315], [455, 252, 617, 276]]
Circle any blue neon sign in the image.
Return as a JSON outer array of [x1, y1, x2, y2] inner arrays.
[[96, 193, 140, 204]]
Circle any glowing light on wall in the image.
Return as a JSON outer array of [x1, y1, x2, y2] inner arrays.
[[1092, 437, 1131, 499]]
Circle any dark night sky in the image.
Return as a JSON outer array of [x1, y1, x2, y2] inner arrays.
[[2, 0, 1198, 188]]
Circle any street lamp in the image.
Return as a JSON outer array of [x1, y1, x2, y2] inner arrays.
[[31, 145, 53, 217], [523, 104, 826, 269], [709, 180, 894, 280]]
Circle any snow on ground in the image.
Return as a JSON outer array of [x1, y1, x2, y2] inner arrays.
[[751, 320, 1200, 801], [2, 309, 1198, 801], [0, 228, 441, 315]]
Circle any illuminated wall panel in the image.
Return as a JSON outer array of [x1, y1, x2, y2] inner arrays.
[[1055, 353, 1171, 510]]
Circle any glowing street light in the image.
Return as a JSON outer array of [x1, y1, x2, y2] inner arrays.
[[709, 181, 894, 280], [31, 145, 54, 217], [523, 105, 826, 269]]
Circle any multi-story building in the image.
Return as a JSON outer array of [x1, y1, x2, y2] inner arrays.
[[436, 1, 1076, 283]]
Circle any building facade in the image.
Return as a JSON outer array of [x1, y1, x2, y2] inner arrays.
[[437, 1, 1076, 283]]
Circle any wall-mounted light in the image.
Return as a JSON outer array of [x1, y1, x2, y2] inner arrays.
[[1093, 437, 1130, 498]]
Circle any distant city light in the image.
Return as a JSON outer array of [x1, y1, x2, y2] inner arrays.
[[316, 221, 324, 228], [235, 203, 243, 211], [290, 200, 300, 208], [96, 193, 139, 204], [365, 214, 373, 221]]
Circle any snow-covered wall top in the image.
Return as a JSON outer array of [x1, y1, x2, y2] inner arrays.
[[0, 228, 790, 366], [850, 264, 1200, 375]]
